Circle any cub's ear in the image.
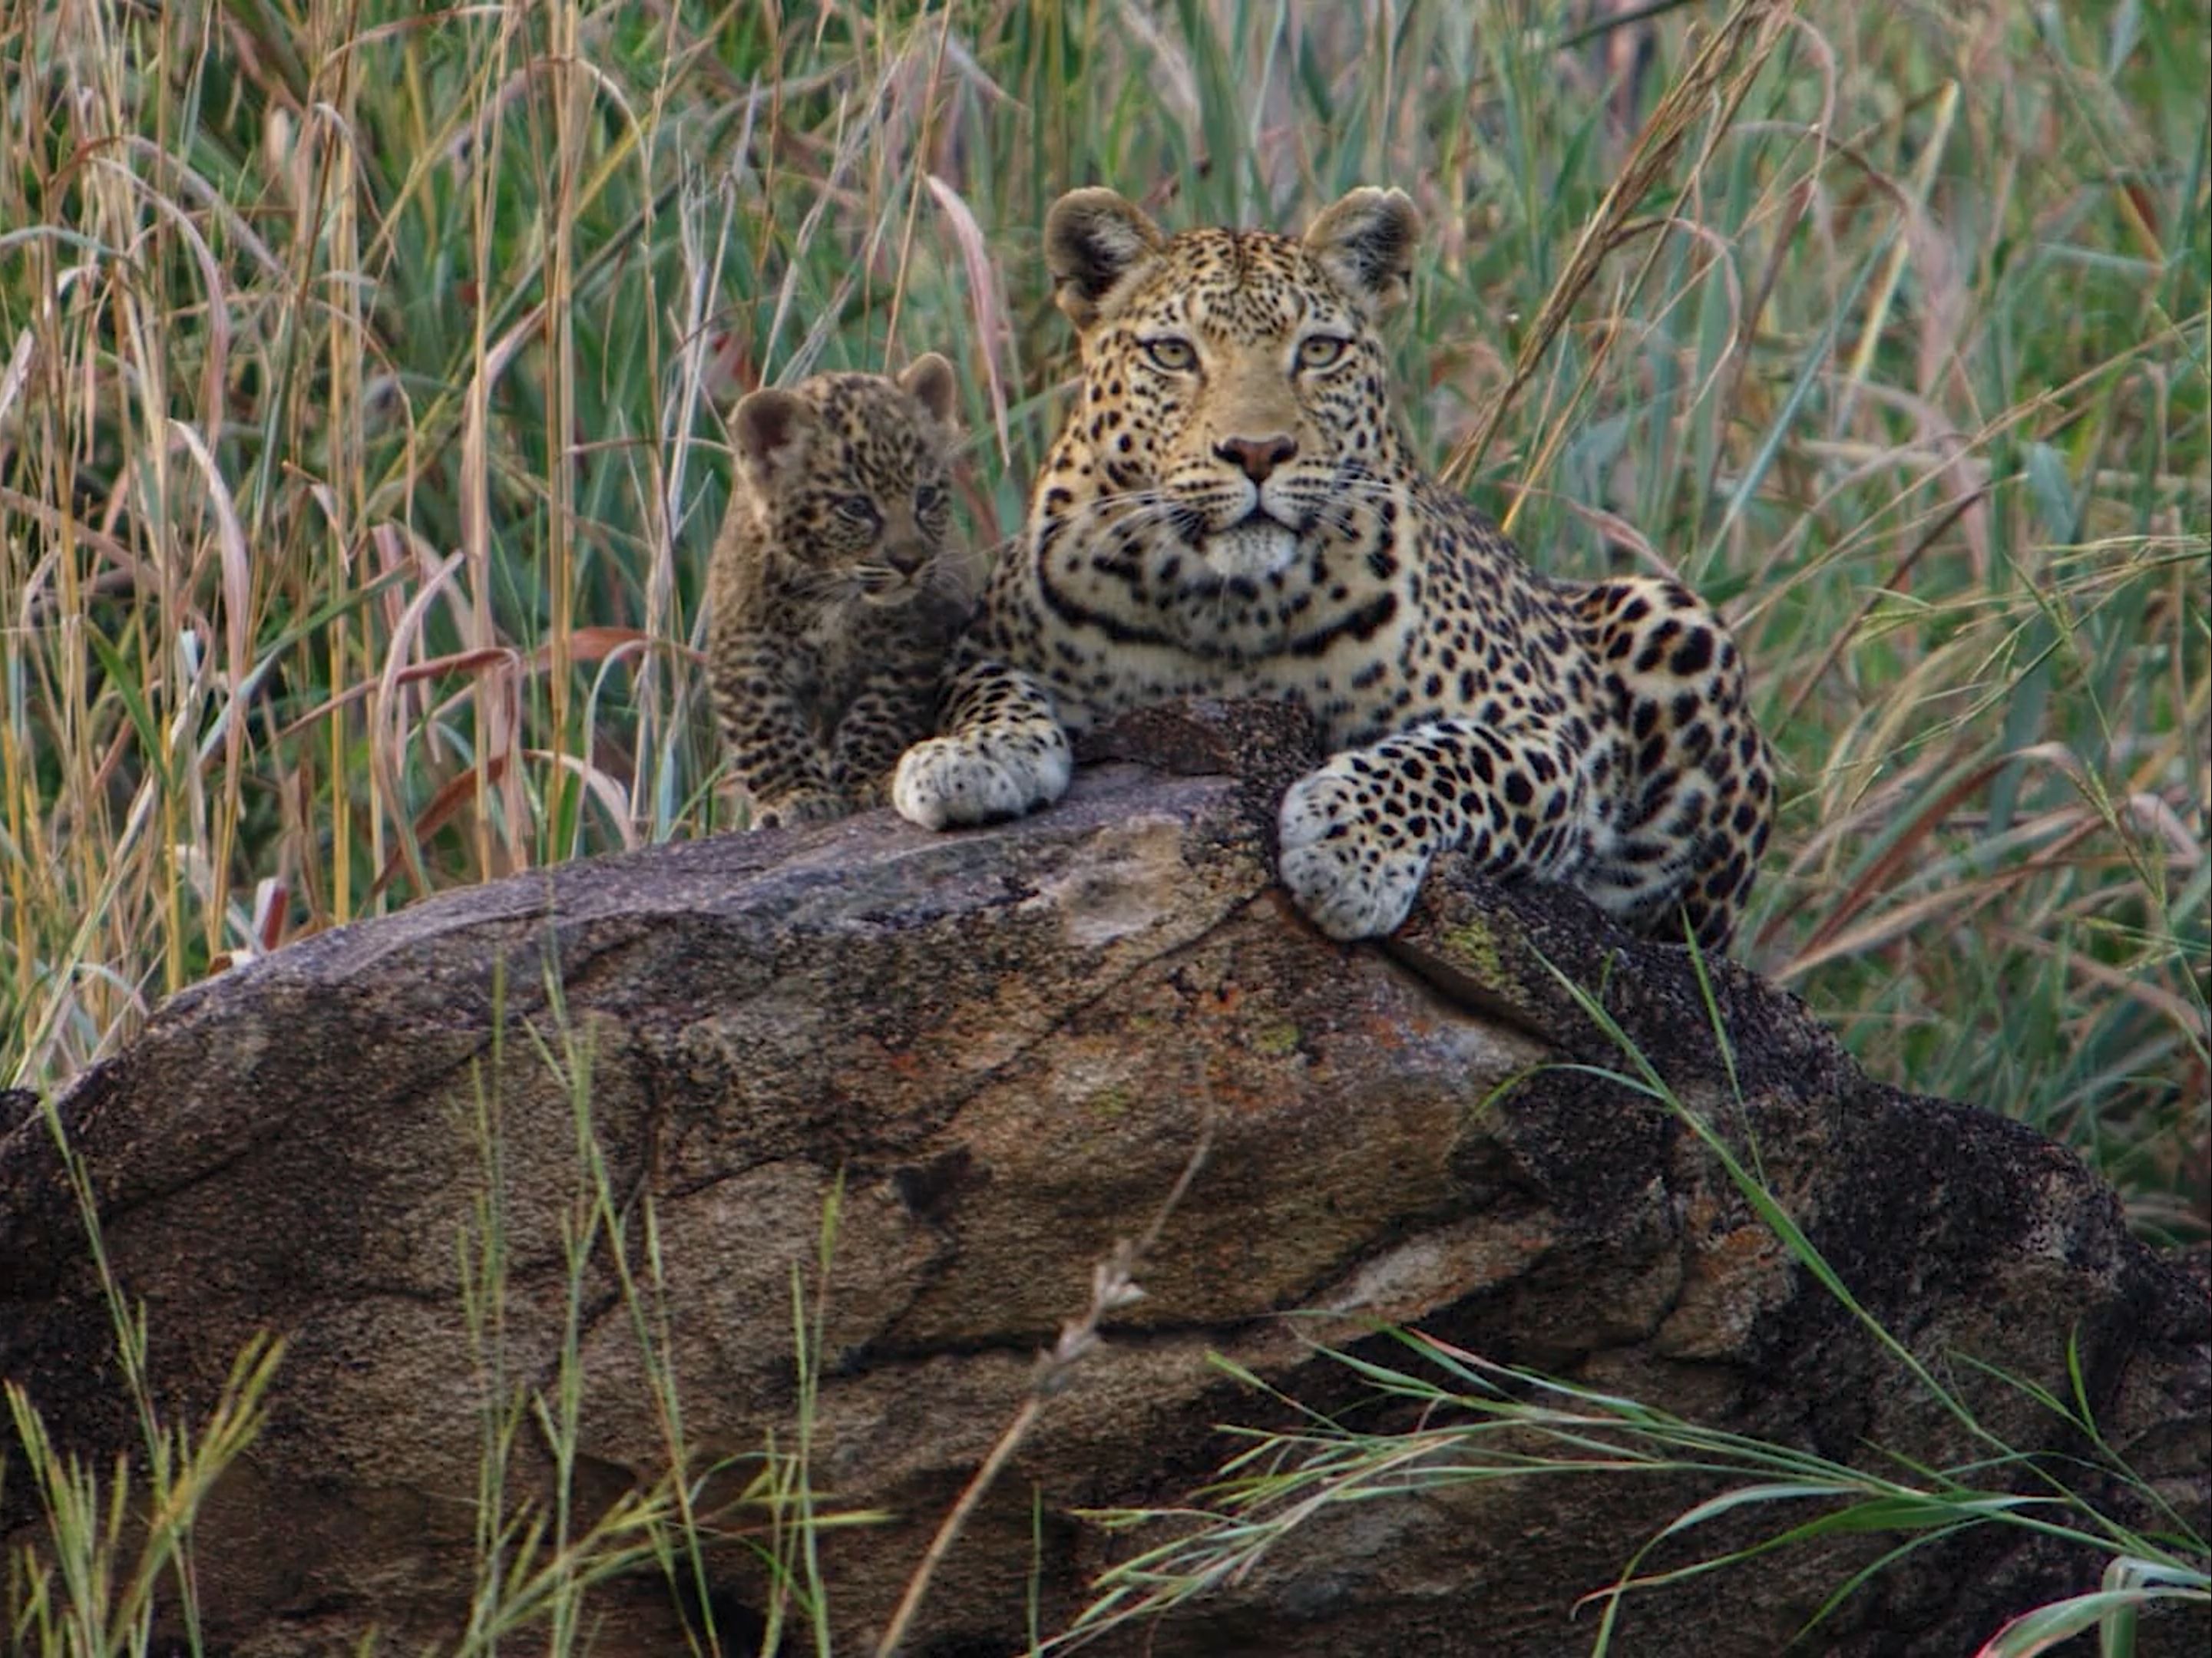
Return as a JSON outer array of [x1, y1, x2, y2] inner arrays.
[[898, 352, 958, 425], [1303, 187, 1420, 318], [732, 388, 814, 479], [1045, 189, 1166, 329]]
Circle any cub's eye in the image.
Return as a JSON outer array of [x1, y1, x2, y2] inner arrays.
[[914, 482, 945, 515], [832, 494, 878, 525], [1140, 335, 1199, 373], [1295, 334, 1351, 371]]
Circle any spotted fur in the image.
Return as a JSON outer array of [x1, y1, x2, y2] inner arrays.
[[893, 190, 1774, 946], [707, 356, 971, 828]]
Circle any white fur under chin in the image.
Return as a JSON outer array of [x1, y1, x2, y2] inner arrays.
[[1204, 521, 1299, 581]]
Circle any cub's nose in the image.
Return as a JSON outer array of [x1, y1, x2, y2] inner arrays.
[[1215, 434, 1298, 484], [883, 543, 930, 576]]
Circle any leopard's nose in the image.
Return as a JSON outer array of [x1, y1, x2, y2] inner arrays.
[[884, 543, 929, 575], [1215, 434, 1298, 484]]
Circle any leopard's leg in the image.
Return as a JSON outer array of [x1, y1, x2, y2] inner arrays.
[[891, 651, 1073, 829], [829, 649, 941, 807], [1570, 577, 1775, 950], [1276, 715, 1589, 940], [711, 630, 846, 828]]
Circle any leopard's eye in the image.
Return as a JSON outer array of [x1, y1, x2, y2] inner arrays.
[[833, 494, 879, 525], [1140, 335, 1199, 374], [1295, 334, 1351, 372], [914, 482, 945, 515]]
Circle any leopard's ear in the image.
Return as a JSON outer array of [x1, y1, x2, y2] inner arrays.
[[1046, 189, 1166, 329], [898, 352, 958, 425], [1303, 187, 1419, 318], [731, 388, 814, 481]]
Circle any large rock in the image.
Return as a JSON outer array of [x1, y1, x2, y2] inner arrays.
[[3, 702, 2206, 1656]]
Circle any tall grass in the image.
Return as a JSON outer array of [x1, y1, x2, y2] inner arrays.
[[2, 0, 2205, 1642]]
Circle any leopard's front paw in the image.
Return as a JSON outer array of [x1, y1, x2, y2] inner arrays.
[[892, 726, 1073, 831], [1276, 763, 1436, 940], [751, 788, 849, 831]]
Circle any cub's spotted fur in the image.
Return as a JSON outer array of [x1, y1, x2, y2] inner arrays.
[[894, 189, 1774, 946], [708, 356, 970, 827]]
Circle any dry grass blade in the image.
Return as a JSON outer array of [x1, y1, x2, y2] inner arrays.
[[1781, 751, 2018, 963], [926, 172, 1014, 465], [1776, 487, 1987, 730], [1438, 0, 1791, 490], [873, 1112, 1215, 1658]]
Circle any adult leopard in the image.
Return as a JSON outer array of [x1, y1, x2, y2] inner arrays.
[[894, 187, 1774, 948]]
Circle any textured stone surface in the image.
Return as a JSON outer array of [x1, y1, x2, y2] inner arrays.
[[3, 702, 2205, 1656]]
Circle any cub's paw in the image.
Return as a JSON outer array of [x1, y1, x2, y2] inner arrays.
[[892, 726, 1073, 831], [844, 774, 894, 811], [751, 788, 849, 831], [1276, 763, 1435, 940]]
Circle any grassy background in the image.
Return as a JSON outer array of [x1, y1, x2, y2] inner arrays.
[[2, 2, 2208, 1648], [1, 0, 2204, 1229]]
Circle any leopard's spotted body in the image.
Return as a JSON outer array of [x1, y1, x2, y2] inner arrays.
[[893, 190, 1774, 946], [706, 355, 971, 828]]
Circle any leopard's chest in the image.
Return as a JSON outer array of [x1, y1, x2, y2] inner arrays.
[[751, 595, 882, 728], [1017, 543, 1428, 741], [1016, 509, 1577, 749]]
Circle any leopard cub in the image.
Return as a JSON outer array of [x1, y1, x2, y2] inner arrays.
[[706, 355, 970, 828]]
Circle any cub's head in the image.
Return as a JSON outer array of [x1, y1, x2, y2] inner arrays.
[[732, 355, 958, 605], [1043, 187, 1418, 582]]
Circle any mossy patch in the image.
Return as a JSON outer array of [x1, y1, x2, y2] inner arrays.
[[1435, 916, 1517, 997], [1085, 1085, 1136, 1120]]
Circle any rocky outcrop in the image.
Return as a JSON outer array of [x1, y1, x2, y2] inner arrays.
[[3, 702, 2206, 1656]]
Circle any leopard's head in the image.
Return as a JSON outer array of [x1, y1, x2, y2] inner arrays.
[[1043, 187, 1418, 583], [732, 355, 958, 606]]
